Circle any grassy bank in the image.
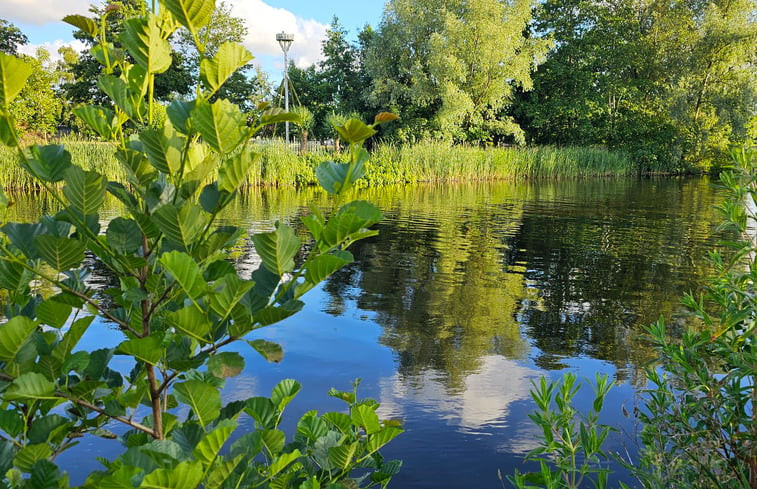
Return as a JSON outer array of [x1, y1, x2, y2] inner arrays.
[[0, 140, 635, 190]]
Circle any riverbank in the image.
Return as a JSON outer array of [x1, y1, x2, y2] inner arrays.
[[0, 140, 637, 190]]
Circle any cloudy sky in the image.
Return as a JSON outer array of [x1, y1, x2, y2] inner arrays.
[[0, 0, 386, 79]]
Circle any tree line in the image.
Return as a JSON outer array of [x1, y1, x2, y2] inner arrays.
[[3, 0, 756, 170]]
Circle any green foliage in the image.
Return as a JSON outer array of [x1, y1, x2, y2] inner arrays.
[[365, 0, 549, 144], [507, 374, 615, 489], [518, 0, 757, 170], [0, 1, 401, 488], [631, 147, 757, 488]]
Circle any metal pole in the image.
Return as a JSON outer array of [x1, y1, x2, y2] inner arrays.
[[284, 50, 289, 144]]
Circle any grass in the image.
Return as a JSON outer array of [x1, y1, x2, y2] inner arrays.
[[0, 138, 636, 190]]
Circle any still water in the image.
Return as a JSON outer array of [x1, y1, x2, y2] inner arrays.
[[37, 177, 726, 488]]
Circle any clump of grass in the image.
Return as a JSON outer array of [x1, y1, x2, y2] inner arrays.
[[0, 138, 636, 191]]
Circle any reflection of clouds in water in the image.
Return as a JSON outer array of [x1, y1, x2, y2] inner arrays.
[[222, 375, 260, 403], [377, 355, 540, 433]]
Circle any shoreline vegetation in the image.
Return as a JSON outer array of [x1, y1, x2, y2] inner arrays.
[[0, 139, 645, 191]]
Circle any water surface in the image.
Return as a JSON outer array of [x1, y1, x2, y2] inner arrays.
[[28, 177, 726, 488]]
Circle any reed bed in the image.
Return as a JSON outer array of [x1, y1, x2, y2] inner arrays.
[[0, 139, 635, 190]]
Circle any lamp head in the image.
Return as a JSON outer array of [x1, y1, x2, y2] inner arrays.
[[276, 32, 294, 53]]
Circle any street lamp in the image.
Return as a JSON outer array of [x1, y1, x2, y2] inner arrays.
[[276, 31, 294, 144]]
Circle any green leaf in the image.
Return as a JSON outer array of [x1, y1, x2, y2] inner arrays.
[[36, 300, 72, 329], [208, 273, 254, 320], [120, 17, 172, 74], [22, 144, 72, 183], [260, 429, 286, 455], [315, 149, 368, 195], [303, 253, 352, 288], [31, 460, 63, 489], [267, 449, 302, 478], [247, 339, 283, 363], [0, 316, 36, 361], [200, 42, 253, 94], [334, 119, 376, 144], [0, 259, 29, 291], [254, 302, 303, 327], [193, 421, 236, 465], [73, 106, 117, 140], [28, 414, 70, 444], [107, 217, 143, 254], [98, 75, 145, 120], [251, 222, 300, 276], [165, 306, 211, 343], [141, 460, 204, 489], [205, 455, 243, 489], [218, 148, 260, 193], [62, 14, 98, 38], [13, 444, 51, 473], [116, 148, 156, 188], [259, 108, 302, 125], [159, 251, 206, 300], [34, 235, 85, 271], [328, 442, 360, 471], [271, 379, 301, 412], [0, 409, 23, 438], [166, 100, 195, 135], [116, 336, 164, 365], [140, 123, 184, 175], [191, 99, 247, 155], [0, 114, 15, 146], [152, 204, 208, 249], [322, 201, 382, 246], [51, 315, 95, 365], [163, 0, 215, 38], [5, 372, 55, 400], [63, 166, 107, 217], [207, 352, 244, 379], [0, 52, 33, 107], [244, 397, 277, 430], [173, 380, 221, 428], [351, 405, 381, 435]]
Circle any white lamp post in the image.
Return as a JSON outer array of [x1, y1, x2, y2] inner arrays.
[[276, 32, 294, 144]]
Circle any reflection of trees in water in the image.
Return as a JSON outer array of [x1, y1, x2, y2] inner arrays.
[[322, 178, 728, 387]]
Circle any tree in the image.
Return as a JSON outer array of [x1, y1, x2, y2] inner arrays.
[[9, 48, 63, 136], [319, 17, 365, 117], [366, 0, 548, 143], [516, 0, 757, 170], [0, 19, 27, 55]]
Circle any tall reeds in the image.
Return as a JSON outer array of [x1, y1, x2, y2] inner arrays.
[[0, 139, 637, 190]]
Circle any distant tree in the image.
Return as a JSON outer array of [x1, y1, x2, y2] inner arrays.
[[365, 0, 548, 143], [0, 19, 28, 55], [319, 17, 365, 117], [10, 48, 63, 136], [516, 0, 757, 170]]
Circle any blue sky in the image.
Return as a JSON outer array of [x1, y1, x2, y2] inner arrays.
[[0, 0, 387, 79]]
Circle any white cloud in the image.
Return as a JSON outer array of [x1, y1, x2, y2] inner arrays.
[[17, 39, 88, 63], [0, 0, 90, 25], [227, 0, 328, 69]]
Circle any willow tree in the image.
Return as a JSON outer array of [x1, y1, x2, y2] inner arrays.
[[366, 0, 548, 143]]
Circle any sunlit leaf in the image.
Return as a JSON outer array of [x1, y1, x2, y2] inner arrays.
[[62, 14, 98, 38], [251, 222, 300, 276], [116, 336, 164, 365], [271, 378, 300, 412], [200, 42, 253, 95], [141, 460, 204, 489], [152, 204, 208, 249], [0, 53, 33, 107], [333, 119, 376, 144], [159, 251, 206, 300], [63, 166, 107, 217], [21, 144, 72, 183], [140, 122, 184, 175], [351, 404, 381, 435], [5, 373, 56, 400], [73, 106, 116, 140], [206, 352, 244, 379], [0, 316, 36, 361], [165, 306, 211, 343], [246, 339, 283, 363], [373, 112, 399, 125], [162, 0, 215, 38], [218, 148, 260, 193], [193, 421, 236, 465], [119, 16, 172, 74], [173, 381, 221, 428], [191, 99, 247, 155]]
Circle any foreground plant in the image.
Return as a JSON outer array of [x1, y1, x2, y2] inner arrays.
[[0, 0, 401, 487]]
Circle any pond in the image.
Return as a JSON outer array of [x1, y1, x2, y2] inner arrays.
[[15, 176, 726, 488]]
